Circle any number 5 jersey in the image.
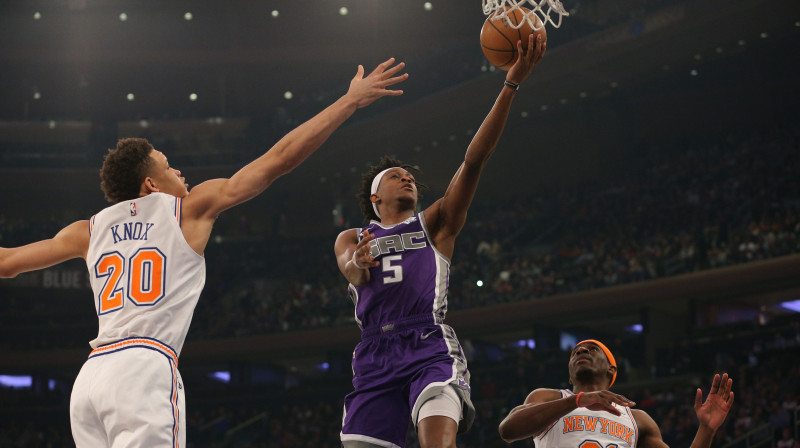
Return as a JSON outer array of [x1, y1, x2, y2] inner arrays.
[[348, 213, 449, 328]]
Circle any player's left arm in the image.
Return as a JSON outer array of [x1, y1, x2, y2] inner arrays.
[[0, 220, 90, 279], [425, 35, 545, 256], [634, 373, 733, 448], [183, 59, 408, 222], [632, 409, 670, 448], [688, 373, 734, 448]]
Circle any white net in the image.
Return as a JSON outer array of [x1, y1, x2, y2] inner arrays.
[[482, 0, 570, 30]]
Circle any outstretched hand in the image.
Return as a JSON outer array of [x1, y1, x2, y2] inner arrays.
[[346, 58, 409, 109], [506, 33, 546, 85], [695, 373, 734, 430]]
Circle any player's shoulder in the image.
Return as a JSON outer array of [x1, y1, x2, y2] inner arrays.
[[335, 227, 361, 245], [525, 388, 565, 404], [630, 408, 658, 427]]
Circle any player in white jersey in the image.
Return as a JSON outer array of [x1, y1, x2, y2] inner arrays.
[[0, 58, 407, 447], [498, 339, 734, 448]]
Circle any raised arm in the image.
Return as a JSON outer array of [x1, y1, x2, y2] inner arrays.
[[689, 373, 734, 448], [0, 220, 89, 278], [424, 35, 545, 257], [635, 374, 733, 448], [499, 388, 635, 443], [186, 59, 408, 221]]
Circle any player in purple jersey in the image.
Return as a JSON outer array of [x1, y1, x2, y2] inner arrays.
[[334, 34, 546, 448]]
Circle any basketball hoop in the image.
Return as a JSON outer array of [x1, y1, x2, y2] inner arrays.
[[483, 0, 570, 30]]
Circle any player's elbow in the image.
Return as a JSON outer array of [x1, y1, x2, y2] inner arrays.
[[498, 416, 536, 443], [0, 266, 18, 279], [497, 420, 518, 443]]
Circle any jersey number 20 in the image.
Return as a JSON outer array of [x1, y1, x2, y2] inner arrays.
[[94, 248, 167, 315]]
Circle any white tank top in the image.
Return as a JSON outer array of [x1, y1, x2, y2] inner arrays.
[[535, 389, 639, 448], [85, 192, 205, 356]]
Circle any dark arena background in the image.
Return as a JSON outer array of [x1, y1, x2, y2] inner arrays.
[[1, 0, 799, 446]]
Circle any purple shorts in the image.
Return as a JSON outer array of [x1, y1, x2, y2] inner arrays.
[[340, 315, 474, 448]]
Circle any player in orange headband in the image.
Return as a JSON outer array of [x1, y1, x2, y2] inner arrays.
[[575, 339, 618, 386], [498, 339, 734, 448]]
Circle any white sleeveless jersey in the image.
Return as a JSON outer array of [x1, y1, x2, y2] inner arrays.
[[535, 390, 639, 448], [85, 192, 205, 356]]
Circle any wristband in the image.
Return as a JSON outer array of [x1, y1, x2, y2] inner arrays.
[[504, 80, 520, 91], [352, 252, 368, 270], [575, 392, 584, 407]]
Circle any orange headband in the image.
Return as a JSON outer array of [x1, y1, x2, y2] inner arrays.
[[576, 339, 617, 387]]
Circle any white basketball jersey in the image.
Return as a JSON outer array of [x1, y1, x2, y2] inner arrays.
[[86, 192, 205, 356], [535, 390, 639, 448]]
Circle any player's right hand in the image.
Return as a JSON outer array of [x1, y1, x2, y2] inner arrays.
[[353, 230, 380, 269], [346, 58, 409, 108], [577, 390, 636, 416], [507, 33, 546, 85]]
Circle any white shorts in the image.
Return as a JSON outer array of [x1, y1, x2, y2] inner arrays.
[[416, 384, 464, 425], [70, 344, 185, 447]]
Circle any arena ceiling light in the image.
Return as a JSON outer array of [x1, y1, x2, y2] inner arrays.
[[779, 299, 800, 313], [0, 375, 32, 388]]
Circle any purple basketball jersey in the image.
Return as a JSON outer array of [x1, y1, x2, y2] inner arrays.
[[349, 213, 449, 330], [341, 213, 475, 447]]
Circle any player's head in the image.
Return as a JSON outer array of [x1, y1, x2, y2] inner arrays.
[[100, 138, 188, 203], [568, 339, 617, 388], [358, 156, 426, 223]]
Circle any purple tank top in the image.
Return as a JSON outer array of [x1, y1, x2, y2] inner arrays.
[[349, 213, 451, 330]]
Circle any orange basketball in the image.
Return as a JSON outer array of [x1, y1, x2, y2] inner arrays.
[[480, 7, 546, 71]]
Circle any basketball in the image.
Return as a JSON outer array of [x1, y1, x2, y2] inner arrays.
[[480, 7, 546, 71]]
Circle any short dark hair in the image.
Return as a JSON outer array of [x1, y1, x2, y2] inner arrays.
[[358, 156, 427, 224], [99, 138, 155, 203]]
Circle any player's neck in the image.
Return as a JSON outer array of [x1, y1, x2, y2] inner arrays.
[[378, 209, 415, 226], [573, 382, 610, 393]]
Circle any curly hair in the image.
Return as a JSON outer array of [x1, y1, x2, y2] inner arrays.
[[99, 138, 155, 203], [358, 156, 427, 224]]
